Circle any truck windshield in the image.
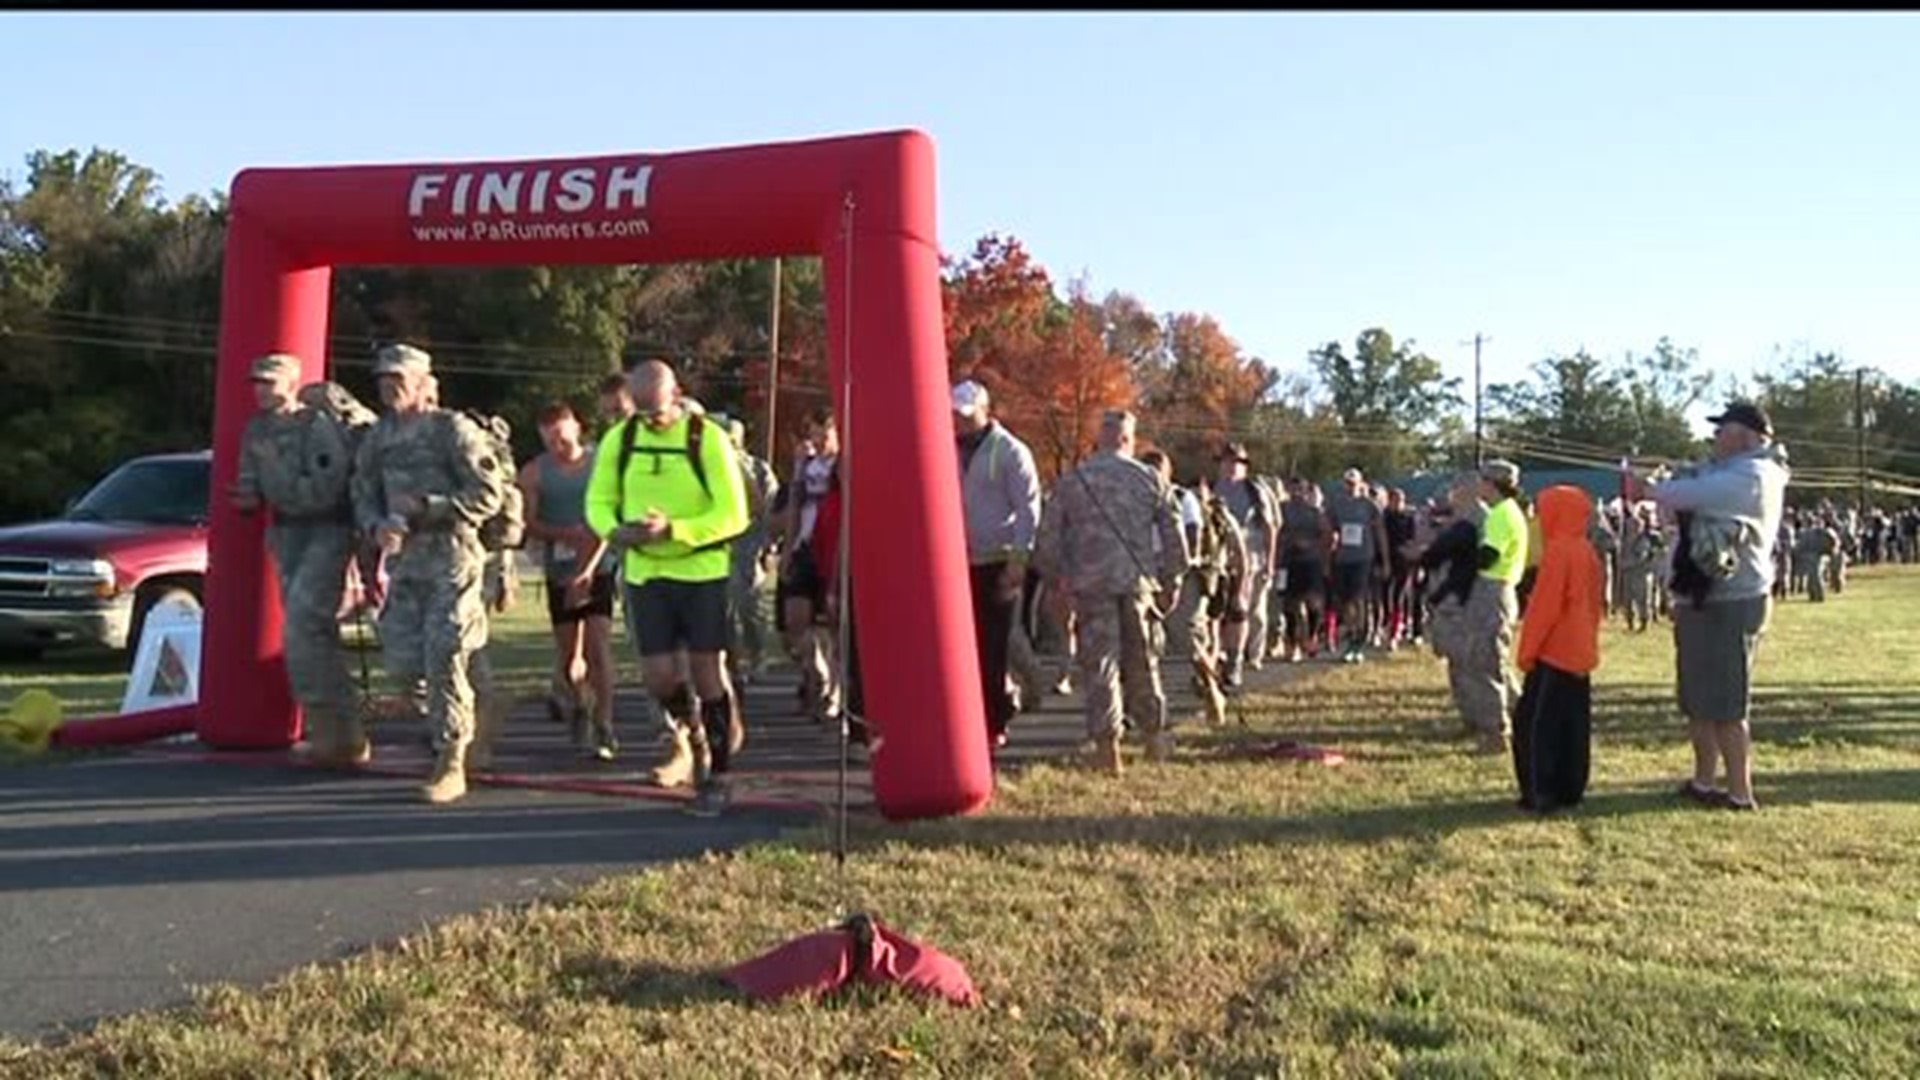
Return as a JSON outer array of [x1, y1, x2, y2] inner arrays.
[[66, 459, 210, 526]]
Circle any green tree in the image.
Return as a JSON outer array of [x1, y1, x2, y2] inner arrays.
[[0, 149, 224, 521], [1488, 350, 1640, 468], [1307, 328, 1463, 478]]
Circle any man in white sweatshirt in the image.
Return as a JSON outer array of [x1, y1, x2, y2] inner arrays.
[[952, 380, 1043, 750], [1631, 402, 1790, 813]]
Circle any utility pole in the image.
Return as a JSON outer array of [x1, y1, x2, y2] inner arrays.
[[1856, 366, 1868, 514], [765, 257, 783, 463], [1460, 333, 1489, 465]]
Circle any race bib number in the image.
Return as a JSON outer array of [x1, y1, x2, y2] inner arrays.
[[1340, 523, 1366, 548], [1275, 568, 1289, 591], [552, 542, 578, 564]]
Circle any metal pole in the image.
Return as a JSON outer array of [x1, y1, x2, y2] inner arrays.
[[765, 257, 783, 464], [1856, 366, 1867, 514], [1469, 332, 1486, 466]]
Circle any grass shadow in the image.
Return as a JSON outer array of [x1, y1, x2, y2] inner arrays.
[[0, 647, 127, 678], [557, 957, 741, 1010], [846, 767, 1920, 861]]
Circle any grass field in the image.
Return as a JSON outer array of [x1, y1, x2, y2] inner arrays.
[[6, 568, 1920, 1077]]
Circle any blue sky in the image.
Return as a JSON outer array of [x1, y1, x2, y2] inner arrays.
[[6, 12, 1918, 415]]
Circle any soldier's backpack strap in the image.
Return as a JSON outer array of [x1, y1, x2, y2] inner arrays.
[[1071, 460, 1166, 620]]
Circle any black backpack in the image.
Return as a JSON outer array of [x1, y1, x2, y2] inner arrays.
[[613, 412, 741, 553], [1669, 511, 1715, 609]]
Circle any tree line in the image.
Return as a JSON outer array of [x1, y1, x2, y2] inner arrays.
[[4, 147, 1917, 523]]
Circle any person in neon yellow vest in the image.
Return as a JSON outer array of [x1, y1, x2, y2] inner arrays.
[[1457, 459, 1530, 755]]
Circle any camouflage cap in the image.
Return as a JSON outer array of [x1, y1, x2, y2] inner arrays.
[[249, 352, 301, 382], [372, 343, 433, 377], [296, 381, 377, 426]]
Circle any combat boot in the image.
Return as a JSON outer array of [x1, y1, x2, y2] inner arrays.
[[1146, 731, 1176, 763], [468, 696, 506, 771], [421, 742, 469, 804], [648, 729, 700, 788], [1081, 732, 1124, 776], [291, 707, 339, 766], [333, 708, 373, 766]]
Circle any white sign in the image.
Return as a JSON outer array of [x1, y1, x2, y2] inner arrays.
[[121, 598, 203, 715]]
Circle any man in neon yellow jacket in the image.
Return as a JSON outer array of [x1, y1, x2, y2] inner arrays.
[[1456, 459, 1530, 755], [586, 359, 750, 816]]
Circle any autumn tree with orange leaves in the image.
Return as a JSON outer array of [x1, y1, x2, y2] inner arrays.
[[1141, 312, 1278, 480], [941, 235, 1132, 482]]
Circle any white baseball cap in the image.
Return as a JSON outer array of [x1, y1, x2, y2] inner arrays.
[[951, 380, 990, 419]]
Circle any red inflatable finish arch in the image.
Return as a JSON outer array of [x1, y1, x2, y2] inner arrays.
[[196, 130, 990, 821]]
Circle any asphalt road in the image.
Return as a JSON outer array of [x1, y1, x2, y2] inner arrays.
[[0, 750, 803, 1041]]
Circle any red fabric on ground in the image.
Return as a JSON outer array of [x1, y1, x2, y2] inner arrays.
[[724, 919, 978, 1007]]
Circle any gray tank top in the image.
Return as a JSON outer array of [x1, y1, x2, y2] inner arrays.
[[536, 450, 608, 576]]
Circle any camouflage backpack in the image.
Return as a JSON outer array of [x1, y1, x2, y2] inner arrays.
[[1189, 485, 1244, 585], [1206, 489, 1249, 580], [272, 382, 375, 519], [451, 409, 526, 553]]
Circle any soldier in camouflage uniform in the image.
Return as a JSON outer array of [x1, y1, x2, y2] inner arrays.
[[1794, 516, 1839, 603], [717, 415, 780, 688], [1212, 445, 1280, 683], [1827, 511, 1851, 596], [1194, 477, 1248, 723], [1620, 505, 1660, 631], [1033, 410, 1189, 775], [351, 345, 508, 804], [401, 372, 517, 773], [228, 353, 362, 766]]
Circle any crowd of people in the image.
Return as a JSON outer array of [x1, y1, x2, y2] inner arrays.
[[232, 345, 1837, 819]]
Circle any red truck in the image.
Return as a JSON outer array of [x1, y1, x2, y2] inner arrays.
[[0, 451, 211, 660]]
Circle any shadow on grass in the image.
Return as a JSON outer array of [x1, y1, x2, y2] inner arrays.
[[855, 766, 1920, 859], [558, 956, 741, 1010], [1233, 679, 1920, 755], [0, 646, 128, 678]]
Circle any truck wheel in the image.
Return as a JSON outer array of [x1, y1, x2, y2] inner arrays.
[[128, 585, 203, 661]]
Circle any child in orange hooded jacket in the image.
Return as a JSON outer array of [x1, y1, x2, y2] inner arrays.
[[1512, 485, 1605, 813]]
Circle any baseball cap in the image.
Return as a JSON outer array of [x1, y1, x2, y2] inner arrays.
[[1219, 441, 1251, 464], [951, 380, 990, 419], [249, 352, 300, 382], [1480, 458, 1521, 487], [1342, 466, 1365, 484], [372, 343, 433, 378], [1707, 401, 1774, 439]]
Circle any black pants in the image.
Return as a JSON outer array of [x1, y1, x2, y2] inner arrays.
[[1512, 661, 1592, 811], [841, 581, 868, 745], [970, 563, 1020, 739]]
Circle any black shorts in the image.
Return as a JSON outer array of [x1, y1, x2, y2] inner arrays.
[[625, 578, 731, 658], [778, 542, 827, 609], [545, 572, 616, 625], [1283, 558, 1325, 602], [1333, 561, 1372, 606]]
